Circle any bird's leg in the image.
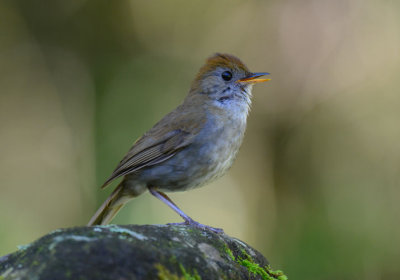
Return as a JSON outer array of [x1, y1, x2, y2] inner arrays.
[[148, 187, 223, 234], [148, 188, 192, 222]]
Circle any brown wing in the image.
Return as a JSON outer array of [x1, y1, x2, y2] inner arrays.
[[101, 104, 206, 188], [101, 129, 193, 188]]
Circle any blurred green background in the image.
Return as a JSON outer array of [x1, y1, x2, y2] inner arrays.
[[1, 0, 400, 279]]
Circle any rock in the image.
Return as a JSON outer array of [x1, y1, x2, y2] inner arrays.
[[0, 224, 287, 280]]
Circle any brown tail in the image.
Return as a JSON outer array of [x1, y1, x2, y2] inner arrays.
[[87, 184, 135, 226]]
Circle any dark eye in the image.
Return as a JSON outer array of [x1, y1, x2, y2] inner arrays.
[[221, 71, 232, 81]]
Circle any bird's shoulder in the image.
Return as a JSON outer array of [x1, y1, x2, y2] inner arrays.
[[132, 102, 207, 152]]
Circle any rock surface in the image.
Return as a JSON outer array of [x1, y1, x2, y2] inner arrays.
[[0, 224, 287, 280]]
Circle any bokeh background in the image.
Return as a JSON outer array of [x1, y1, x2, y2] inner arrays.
[[1, 0, 400, 279]]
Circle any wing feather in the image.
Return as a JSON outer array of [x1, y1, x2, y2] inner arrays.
[[101, 102, 207, 189], [101, 129, 193, 188]]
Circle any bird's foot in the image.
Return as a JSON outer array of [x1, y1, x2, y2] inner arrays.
[[167, 219, 224, 234]]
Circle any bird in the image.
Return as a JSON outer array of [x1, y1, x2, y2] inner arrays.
[[87, 53, 270, 233]]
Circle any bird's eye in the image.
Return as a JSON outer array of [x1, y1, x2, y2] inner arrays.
[[221, 71, 233, 81]]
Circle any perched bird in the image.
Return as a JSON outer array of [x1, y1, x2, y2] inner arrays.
[[88, 53, 270, 233]]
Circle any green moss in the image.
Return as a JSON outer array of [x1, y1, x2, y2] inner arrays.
[[224, 246, 235, 261], [237, 259, 287, 280], [265, 267, 288, 280], [155, 263, 201, 280], [156, 263, 181, 280], [178, 263, 201, 280], [226, 246, 288, 280]]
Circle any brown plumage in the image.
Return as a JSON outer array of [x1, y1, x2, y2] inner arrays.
[[88, 53, 269, 232], [101, 103, 207, 189]]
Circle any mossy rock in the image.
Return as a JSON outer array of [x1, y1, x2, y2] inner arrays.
[[0, 224, 287, 280]]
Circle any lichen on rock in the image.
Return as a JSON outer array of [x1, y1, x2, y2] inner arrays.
[[0, 224, 287, 280]]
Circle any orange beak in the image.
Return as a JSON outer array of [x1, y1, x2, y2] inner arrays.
[[236, 72, 270, 84]]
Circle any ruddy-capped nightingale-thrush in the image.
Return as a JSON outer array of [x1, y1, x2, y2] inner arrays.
[[88, 53, 270, 233]]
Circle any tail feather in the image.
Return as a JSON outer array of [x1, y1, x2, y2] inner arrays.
[[88, 184, 133, 226]]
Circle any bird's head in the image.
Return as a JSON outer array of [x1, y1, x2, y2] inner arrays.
[[188, 53, 270, 106]]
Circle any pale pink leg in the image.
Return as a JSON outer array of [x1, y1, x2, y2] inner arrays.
[[149, 187, 223, 234]]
